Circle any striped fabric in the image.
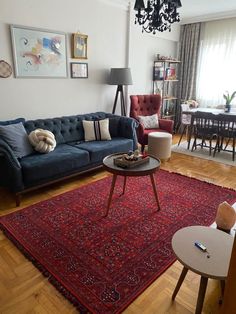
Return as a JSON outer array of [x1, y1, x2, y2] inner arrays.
[[82, 119, 111, 141]]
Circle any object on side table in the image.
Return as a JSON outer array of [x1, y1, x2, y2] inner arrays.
[[114, 151, 150, 168], [215, 201, 236, 233]]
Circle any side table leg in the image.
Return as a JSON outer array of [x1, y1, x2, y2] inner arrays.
[[172, 266, 188, 300], [103, 174, 117, 217], [195, 276, 208, 314], [150, 173, 161, 211], [219, 280, 225, 304]]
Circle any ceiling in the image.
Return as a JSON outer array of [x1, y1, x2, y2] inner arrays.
[[109, 0, 236, 23]]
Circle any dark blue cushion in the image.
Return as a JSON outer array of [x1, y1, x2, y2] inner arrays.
[[20, 144, 90, 186], [75, 138, 134, 163], [0, 118, 25, 126]]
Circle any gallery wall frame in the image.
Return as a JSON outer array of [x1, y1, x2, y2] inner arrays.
[[10, 24, 68, 78], [71, 62, 88, 78], [72, 33, 88, 59]]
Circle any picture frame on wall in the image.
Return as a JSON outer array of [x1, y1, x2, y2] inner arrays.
[[72, 33, 88, 59], [10, 24, 68, 78], [71, 62, 88, 78]]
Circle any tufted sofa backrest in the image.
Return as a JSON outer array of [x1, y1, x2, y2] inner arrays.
[[129, 95, 162, 120], [24, 112, 108, 144]]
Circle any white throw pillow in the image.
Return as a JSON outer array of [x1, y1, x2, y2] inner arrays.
[[82, 119, 111, 141], [28, 129, 56, 153], [138, 114, 159, 129]]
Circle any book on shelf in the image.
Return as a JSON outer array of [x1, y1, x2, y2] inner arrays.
[[165, 67, 176, 80], [153, 66, 164, 80]]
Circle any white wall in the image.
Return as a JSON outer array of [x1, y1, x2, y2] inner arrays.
[[0, 0, 179, 120], [0, 0, 128, 120]]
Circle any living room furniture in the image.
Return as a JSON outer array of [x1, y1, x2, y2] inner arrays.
[[0, 112, 138, 206], [130, 94, 174, 152], [217, 114, 236, 161], [153, 58, 180, 123], [148, 132, 172, 160], [102, 153, 161, 217], [109, 68, 133, 116], [178, 103, 192, 146], [190, 111, 220, 155], [172, 226, 234, 314]]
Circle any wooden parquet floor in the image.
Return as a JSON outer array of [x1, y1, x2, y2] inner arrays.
[[0, 135, 236, 314]]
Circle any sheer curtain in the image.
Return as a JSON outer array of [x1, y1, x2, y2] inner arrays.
[[196, 18, 236, 108]]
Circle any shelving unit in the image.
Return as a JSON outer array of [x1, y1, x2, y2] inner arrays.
[[153, 59, 181, 128]]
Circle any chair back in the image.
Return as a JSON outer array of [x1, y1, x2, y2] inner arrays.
[[191, 111, 219, 136], [218, 114, 236, 137], [130, 95, 162, 120], [180, 103, 191, 125]]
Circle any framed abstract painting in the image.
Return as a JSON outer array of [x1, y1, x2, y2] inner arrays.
[[10, 25, 68, 78]]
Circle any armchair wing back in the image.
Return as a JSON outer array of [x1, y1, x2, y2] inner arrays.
[[130, 94, 174, 152]]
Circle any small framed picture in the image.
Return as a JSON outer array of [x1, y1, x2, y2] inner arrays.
[[71, 62, 88, 78], [72, 33, 88, 59]]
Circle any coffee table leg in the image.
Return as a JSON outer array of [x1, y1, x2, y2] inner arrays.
[[195, 276, 208, 314], [103, 174, 117, 217], [172, 266, 188, 300], [121, 176, 127, 195], [150, 173, 161, 211]]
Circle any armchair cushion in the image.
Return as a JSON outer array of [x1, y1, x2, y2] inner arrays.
[[138, 113, 159, 129]]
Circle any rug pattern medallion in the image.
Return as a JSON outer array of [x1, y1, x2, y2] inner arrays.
[[1, 170, 236, 313]]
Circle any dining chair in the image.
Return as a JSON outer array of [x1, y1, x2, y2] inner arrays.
[[178, 103, 191, 146], [216, 114, 236, 161], [191, 111, 220, 156]]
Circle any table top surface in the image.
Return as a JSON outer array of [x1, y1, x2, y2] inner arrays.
[[183, 107, 236, 115], [103, 153, 160, 176], [172, 226, 234, 280]]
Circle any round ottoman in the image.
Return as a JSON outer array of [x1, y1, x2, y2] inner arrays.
[[148, 132, 172, 160]]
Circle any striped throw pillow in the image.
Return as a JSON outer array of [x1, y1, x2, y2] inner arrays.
[[82, 119, 111, 141]]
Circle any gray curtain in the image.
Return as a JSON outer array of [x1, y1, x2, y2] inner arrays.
[[177, 23, 202, 101]]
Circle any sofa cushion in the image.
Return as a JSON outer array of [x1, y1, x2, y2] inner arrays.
[[20, 144, 90, 186], [0, 122, 34, 158], [74, 138, 134, 163], [83, 119, 111, 141]]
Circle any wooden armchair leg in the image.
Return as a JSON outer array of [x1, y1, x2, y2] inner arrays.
[[15, 194, 21, 207]]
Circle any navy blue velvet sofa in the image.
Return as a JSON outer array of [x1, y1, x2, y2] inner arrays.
[[0, 112, 138, 205]]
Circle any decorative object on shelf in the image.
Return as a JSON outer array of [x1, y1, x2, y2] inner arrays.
[[0, 60, 12, 78], [223, 90, 236, 113], [134, 0, 182, 34], [72, 33, 88, 59], [215, 201, 236, 233], [113, 151, 149, 168], [11, 25, 68, 78], [109, 68, 133, 116], [70, 62, 88, 78]]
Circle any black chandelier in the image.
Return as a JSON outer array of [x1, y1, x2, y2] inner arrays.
[[134, 0, 182, 34]]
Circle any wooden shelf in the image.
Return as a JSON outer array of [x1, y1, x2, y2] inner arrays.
[[163, 96, 178, 101], [155, 59, 181, 63]]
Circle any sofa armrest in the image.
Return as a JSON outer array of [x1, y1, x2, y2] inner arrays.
[[159, 119, 174, 134], [0, 138, 24, 192], [118, 116, 139, 150]]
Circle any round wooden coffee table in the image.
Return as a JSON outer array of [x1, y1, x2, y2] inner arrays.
[[172, 226, 234, 314], [102, 153, 161, 217]]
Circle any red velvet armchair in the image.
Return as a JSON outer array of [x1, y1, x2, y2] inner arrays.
[[130, 95, 174, 152]]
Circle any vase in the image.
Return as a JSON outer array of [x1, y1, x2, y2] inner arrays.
[[225, 103, 231, 113]]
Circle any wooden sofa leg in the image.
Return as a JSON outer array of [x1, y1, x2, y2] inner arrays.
[[15, 194, 21, 207]]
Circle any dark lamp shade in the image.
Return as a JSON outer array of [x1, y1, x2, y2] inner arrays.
[[134, 0, 145, 10], [109, 68, 133, 85]]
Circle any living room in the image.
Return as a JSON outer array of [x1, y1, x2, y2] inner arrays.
[[0, 0, 236, 313]]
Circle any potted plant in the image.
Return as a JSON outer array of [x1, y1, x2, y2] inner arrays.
[[223, 91, 236, 113]]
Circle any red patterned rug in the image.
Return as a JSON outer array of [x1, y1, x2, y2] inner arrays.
[[1, 170, 236, 313]]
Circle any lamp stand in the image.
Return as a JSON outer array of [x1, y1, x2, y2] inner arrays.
[[112, 85, 126, 116]]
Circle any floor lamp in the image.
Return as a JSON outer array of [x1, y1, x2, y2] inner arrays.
[[109, 68, 133, 116]]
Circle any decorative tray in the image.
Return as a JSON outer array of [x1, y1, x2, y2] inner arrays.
[[114, 155, 150, 168]]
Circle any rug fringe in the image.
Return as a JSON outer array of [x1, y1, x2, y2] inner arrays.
[[0, 223, 91, 314]]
